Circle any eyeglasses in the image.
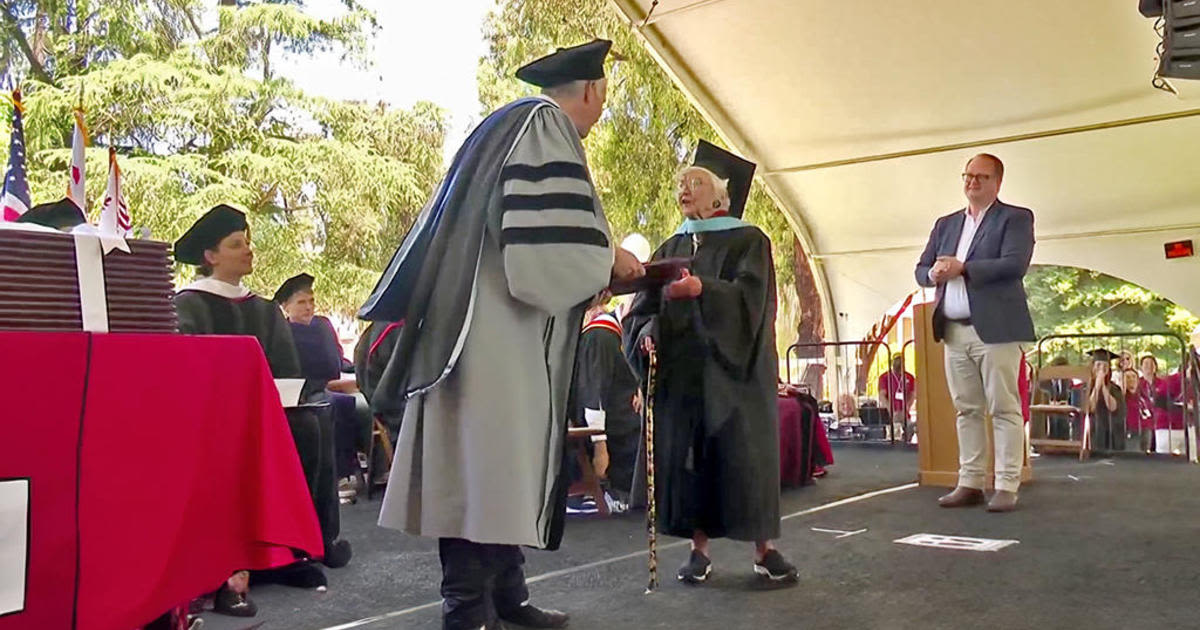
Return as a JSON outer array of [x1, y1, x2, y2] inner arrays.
[[962, 173, 992, 183], [676, 176, 707, 192]]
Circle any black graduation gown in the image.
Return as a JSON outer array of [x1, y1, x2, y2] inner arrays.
[[573, 320, 641, 496], [623, 225, 781, 542], [174, 289, 340, 545], [174, 291, 302, 379]]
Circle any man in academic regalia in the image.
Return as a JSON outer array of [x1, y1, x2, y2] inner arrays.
[[572, 294, 641, 507], [173, 205, 351, 616], [624, 141, 798, 585], [359, 40, 643, 630]]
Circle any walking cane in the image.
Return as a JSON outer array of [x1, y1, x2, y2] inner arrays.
[[643, 347, 659, 594]]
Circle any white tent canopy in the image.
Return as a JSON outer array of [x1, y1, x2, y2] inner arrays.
[[610, 0, 1200, 340]]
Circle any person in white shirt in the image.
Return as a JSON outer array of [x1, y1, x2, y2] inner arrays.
[[915, 154, 1036, 513]]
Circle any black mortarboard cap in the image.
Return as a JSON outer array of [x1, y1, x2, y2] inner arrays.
[[273, 273, 315, 304], [1088, 348, 1116, 362], [691, 140, 757, 218], [515, 39, 612, 88], [174, 204, 248, 266], [17, 197, 87, 230]]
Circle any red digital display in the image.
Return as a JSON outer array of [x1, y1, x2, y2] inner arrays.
[[1165, 240, 1194, 259]]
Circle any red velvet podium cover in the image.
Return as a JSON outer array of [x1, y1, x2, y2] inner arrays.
[[0, 332, 322, 630]]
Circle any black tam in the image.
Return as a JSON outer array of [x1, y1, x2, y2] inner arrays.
[[174, 205, 247, 265], [17, 198, 86, 230], [274, 273, 315, 304], [691, 140, 756, 219], [515, 39, 612, 87]]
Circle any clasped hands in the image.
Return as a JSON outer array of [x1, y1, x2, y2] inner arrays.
[[929, 256, 965, 284]]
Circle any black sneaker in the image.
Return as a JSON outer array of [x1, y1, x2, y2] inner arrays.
[[753, 549, 798, 583], [677, 549, 712, 584]]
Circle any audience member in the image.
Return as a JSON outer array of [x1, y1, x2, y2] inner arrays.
[[877, 356, 916, 441], [1123, 369, 1151, 452], [572, 292, 640, 512], [173, 206, 348, 617], [1085, 351, 1123, 452], [274, 273, 371, 502]]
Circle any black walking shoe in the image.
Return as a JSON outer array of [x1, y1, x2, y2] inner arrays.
[[677, 549, 712, 584], [213, 584, 257, 617], [323, 538, 353, 569], [250, 560, 327, 588], [498, 604, 569, 628], [753, 549, 799, 583]]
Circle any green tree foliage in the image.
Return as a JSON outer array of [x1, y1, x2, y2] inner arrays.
[[0, 0, 444, 315], [477, 0, 799, 348], [1025, 264, 1198, 367]]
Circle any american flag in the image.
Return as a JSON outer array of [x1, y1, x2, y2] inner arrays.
[[1, 89, 30, 222]]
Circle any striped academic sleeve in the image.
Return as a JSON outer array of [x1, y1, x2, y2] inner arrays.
[[497, 105, 613, 313]]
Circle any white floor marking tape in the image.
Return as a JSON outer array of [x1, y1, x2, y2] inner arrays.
[[810, 527, 868, 539], [317, 482, 918, 630]]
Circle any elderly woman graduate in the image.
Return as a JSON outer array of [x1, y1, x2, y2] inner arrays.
[[624, 141, 798, 586]]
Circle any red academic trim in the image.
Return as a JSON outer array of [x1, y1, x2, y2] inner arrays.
[[582, 314, 622, 337], [369, 321, 404, 358]]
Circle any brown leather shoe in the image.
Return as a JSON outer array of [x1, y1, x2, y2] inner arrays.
[[987, 490, 1018, 512], [937, 486, 985, 508]]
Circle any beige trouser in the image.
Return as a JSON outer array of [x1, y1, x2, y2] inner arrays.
[[943, 322, 1025, 493]]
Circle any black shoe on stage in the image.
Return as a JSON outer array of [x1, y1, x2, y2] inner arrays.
[[323, 538, 353, 569], [677, 549, 712, 584], [753, 549, 799, 584], [213, 584, 257, 617], [498, 604, 569, 628], [250, 560, 328, 589]]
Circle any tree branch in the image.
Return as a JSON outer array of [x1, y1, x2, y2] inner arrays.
[[0, 3, 57, 86]]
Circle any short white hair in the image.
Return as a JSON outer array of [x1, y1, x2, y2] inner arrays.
[[541, 80, 588, 100], [678, 165, 730, 209]]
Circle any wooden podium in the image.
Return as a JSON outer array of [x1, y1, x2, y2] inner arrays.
[[913, 302, 1032, 488]]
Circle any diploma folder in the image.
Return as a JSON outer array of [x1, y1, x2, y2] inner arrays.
[[609, 257, 692, 295]]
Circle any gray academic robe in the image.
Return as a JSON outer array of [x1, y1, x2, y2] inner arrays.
[[377, 97, 613, 548]]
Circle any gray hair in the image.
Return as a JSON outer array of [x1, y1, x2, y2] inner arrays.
[[541, 80, 588, 100], [677, 165, 730, 209]]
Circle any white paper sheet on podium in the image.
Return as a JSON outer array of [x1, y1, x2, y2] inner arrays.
[[274, 378, 306, 408]]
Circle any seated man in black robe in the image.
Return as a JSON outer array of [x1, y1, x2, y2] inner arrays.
[[624, 142, 798, 586], [172, 205, 350, 616]]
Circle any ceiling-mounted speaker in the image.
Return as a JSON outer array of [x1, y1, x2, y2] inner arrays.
[[1160, 1, 1200, 79]]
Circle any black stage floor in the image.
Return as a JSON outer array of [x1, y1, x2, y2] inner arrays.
[[199, 446, 1200, 630]]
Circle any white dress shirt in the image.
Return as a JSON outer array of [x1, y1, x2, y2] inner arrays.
[[938, 203, 991, 320]]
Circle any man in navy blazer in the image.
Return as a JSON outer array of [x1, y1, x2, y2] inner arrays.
[[915, 153, 1035, 513]]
